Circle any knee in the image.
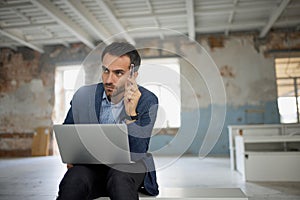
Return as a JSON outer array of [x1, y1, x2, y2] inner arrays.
[[106, 170, 140, 199], [106, 170, 134, 188], [59, 166, 93, 190], [58, 166, 95, 199]]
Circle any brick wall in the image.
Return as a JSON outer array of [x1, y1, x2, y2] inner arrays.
[[0, 44, 90, 157]]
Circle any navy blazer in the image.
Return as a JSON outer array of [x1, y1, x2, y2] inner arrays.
[[63, 83, 159, 196]]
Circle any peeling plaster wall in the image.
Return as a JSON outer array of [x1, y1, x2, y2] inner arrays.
[[150, 35, 282, 155], [208, 37, 277, 107], [0, 49, 53, 132], [0, 48, 53, 156], [0, 78, 53, 130], [0, 44, 90, 156]]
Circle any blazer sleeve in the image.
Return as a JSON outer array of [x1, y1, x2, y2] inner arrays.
[[63, 101, 74, 124], [127, 87, 158, 161], [127, 86, 160, 196]]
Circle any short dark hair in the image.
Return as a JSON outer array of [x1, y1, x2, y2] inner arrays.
[[101, 42, 141, 71]]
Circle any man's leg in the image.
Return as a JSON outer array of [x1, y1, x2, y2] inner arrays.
[[105, 163, 146, 200], [57, 165, 108, 200]]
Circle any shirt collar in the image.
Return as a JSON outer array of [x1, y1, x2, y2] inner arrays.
[[102, 92, 124, 107], [102, 92, 110, 103]]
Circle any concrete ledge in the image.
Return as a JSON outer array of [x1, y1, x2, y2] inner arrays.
[[96, 188, 248, 199]]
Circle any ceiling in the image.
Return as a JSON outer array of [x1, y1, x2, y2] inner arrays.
[[0, 0, 300, 53]]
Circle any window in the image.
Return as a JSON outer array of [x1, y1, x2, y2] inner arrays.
[[53, 65, 84, 124], [275, 58, 300, 123], [137, 58, 181, 128]]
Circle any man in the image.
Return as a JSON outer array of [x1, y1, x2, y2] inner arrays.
[[57, 42, 159, 200]]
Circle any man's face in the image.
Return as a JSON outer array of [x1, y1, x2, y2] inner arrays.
[[101, 53, 131, 101]]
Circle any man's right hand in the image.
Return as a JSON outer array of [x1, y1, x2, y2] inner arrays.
[[67, 163, 73, 169]]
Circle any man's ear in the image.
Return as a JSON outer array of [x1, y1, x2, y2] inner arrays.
[[134, 72, 138, 78]]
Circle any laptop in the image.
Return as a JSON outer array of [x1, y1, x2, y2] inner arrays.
[[53, 124, 133, 164]]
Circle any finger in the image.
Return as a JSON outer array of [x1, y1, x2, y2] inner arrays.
[[127, 77, 137, 86], [126, 84, 136, 95], [127, 91, 135, 100], [125, 79, 133, 89], [67, 164, 73, 169], [126, 90, 139, 103], [130, 87, 137, 93]]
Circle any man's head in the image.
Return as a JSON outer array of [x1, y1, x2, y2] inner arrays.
[[101, 42, 141, 70], [101, 42, 141, 102]]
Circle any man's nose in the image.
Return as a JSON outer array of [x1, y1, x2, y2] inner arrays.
[[106, 72, 114, 83]]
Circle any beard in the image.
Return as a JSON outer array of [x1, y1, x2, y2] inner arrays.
[[104, 83, 125, 102]]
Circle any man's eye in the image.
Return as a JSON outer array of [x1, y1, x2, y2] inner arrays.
[[102, 67, 109, 73], [115, 71, 124, 77]]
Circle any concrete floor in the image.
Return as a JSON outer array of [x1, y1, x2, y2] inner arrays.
[[0, 156, 299, 200]]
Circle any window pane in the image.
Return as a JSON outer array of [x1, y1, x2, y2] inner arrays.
[[297, 78, 300, 122], [63, 69, 80, 90], [275, 58, 300, 78], [278, 97, 298, 123], [277, 79, 295, 97], [297, 78, 300, 97], [298, 96, 300, 122]]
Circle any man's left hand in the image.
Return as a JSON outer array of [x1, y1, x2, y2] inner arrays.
[[124, 77, 141, 117]]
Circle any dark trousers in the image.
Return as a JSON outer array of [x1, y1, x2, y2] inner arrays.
[[56, 162, 146, 200]]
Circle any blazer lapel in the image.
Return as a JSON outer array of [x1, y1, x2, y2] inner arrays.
[[94, 83, 104, 123]]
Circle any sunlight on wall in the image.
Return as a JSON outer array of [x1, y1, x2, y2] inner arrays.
[[137, 58, 181, 128]]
